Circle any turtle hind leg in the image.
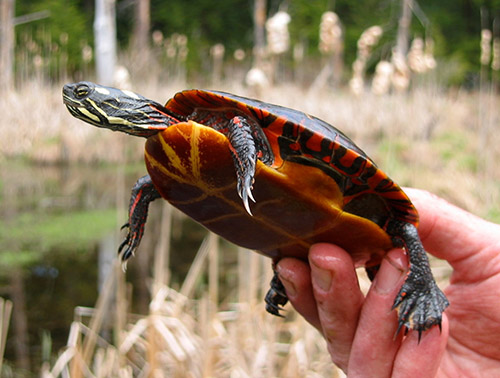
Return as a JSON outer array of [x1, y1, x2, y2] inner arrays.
[[226, 116, 257, 215], [388, 221, 449, 337], [265, 269, 288, 317], [119, 175, 161, 261]]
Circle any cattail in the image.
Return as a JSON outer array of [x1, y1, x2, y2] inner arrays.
[[349, 25, 383, 95], [266, 11, 291, 55], [178, 47, 188, 62], [176, 34, 188, 47], [246, 67, 269, 86], [492, 36, 500, 71], [424, 38, 437, 71], [114, 65, 131, 89], [480, 29, 492, 66], [357, 26, 383, 59], [371, 61, 393, 95], [165, 33, 189, 61], [81, 44, 93, 63], [391, 49, 410, 92], [152, 30, 164, 47], [349, 75, 364, 96], [407, 37, 436, 74], [234, 49, 246, 61], [210, 43, 225, 84], [165, 36, 176, 58], [210, 43, 225, 60], [408, 37, 426, 73], [246, 67, 270, 93], [319, 12, 342, 55]]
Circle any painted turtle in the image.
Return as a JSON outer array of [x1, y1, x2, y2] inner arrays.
[[62, 81, 448, 335]]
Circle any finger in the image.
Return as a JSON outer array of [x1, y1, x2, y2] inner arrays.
[[348, 248, 408, 377], [308, 243, 365, 371], [392, 315, 449, 378], [404, 188, 500, 262], [276, 257, 321, 329]]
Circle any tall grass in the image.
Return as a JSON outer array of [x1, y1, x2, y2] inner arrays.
[[38, 225, 337, 377]]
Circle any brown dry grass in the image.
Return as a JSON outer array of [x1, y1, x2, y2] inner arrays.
[[39, 235, 338, 377]]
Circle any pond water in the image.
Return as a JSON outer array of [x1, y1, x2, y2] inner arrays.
[[0, 161, 215, 373]]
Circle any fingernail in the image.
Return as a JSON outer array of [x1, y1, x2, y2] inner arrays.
[[278, 274, 297, 297], [374, 252, 406, 294], [311, 261, 332, 292]]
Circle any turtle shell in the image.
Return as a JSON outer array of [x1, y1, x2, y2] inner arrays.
[[145, 121, 393, 267], [165, 90, 418, 228], [144, 89, 420, 266]]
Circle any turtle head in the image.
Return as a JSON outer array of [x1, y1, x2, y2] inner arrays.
[[62, 81, 180, 137]]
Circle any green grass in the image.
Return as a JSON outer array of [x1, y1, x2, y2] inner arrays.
[[0, 208, 117, 270], [432, 131, 479, 173]]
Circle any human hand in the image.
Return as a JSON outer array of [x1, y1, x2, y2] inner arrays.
[[276, 188, 500, 376]]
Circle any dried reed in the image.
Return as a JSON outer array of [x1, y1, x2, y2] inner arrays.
[[41, 239, 338, 377], [0, 298, 13, 374]]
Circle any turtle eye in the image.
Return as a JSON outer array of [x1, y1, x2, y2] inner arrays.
[[74, 84, 89, 99]]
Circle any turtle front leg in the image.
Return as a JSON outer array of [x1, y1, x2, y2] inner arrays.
[[265, 267, 289, 317], [119, 175, 161, 261], [389, 221, 449, 339], [227, 116, 258, 215]]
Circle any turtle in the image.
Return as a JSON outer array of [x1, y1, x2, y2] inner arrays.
[[62, 81, 448, 336]]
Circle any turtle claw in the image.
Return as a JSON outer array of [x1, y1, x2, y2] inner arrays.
[[387, 221, 449, 338], [242, 191, 253, 216], [118, 175, 161, 263], [118, 227, 138, 261], [227, 116, 258, 216], [265, 270, 289, 317], [392, 277, 448, 336], [247, 183, 256, 203], [238, 174, 256, 216]]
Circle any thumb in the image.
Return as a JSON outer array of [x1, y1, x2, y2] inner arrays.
[[404, 188, 500, 266]]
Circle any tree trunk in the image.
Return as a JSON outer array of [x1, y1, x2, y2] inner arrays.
[[0, 0, 14, 92], [132, 0, 150, 53], [253, 0, 266, 66], [94, 0, 117, 85]]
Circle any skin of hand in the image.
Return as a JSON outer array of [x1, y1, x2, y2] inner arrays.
[[276, 188, 500, 377]]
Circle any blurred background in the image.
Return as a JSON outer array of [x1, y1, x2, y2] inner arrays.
[[0, 0, 499, 376]]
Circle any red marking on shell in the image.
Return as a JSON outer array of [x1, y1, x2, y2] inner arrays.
[[306, 133, 325, 152], [262, 118, 287, 167], [338, 149, 360, 171]]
